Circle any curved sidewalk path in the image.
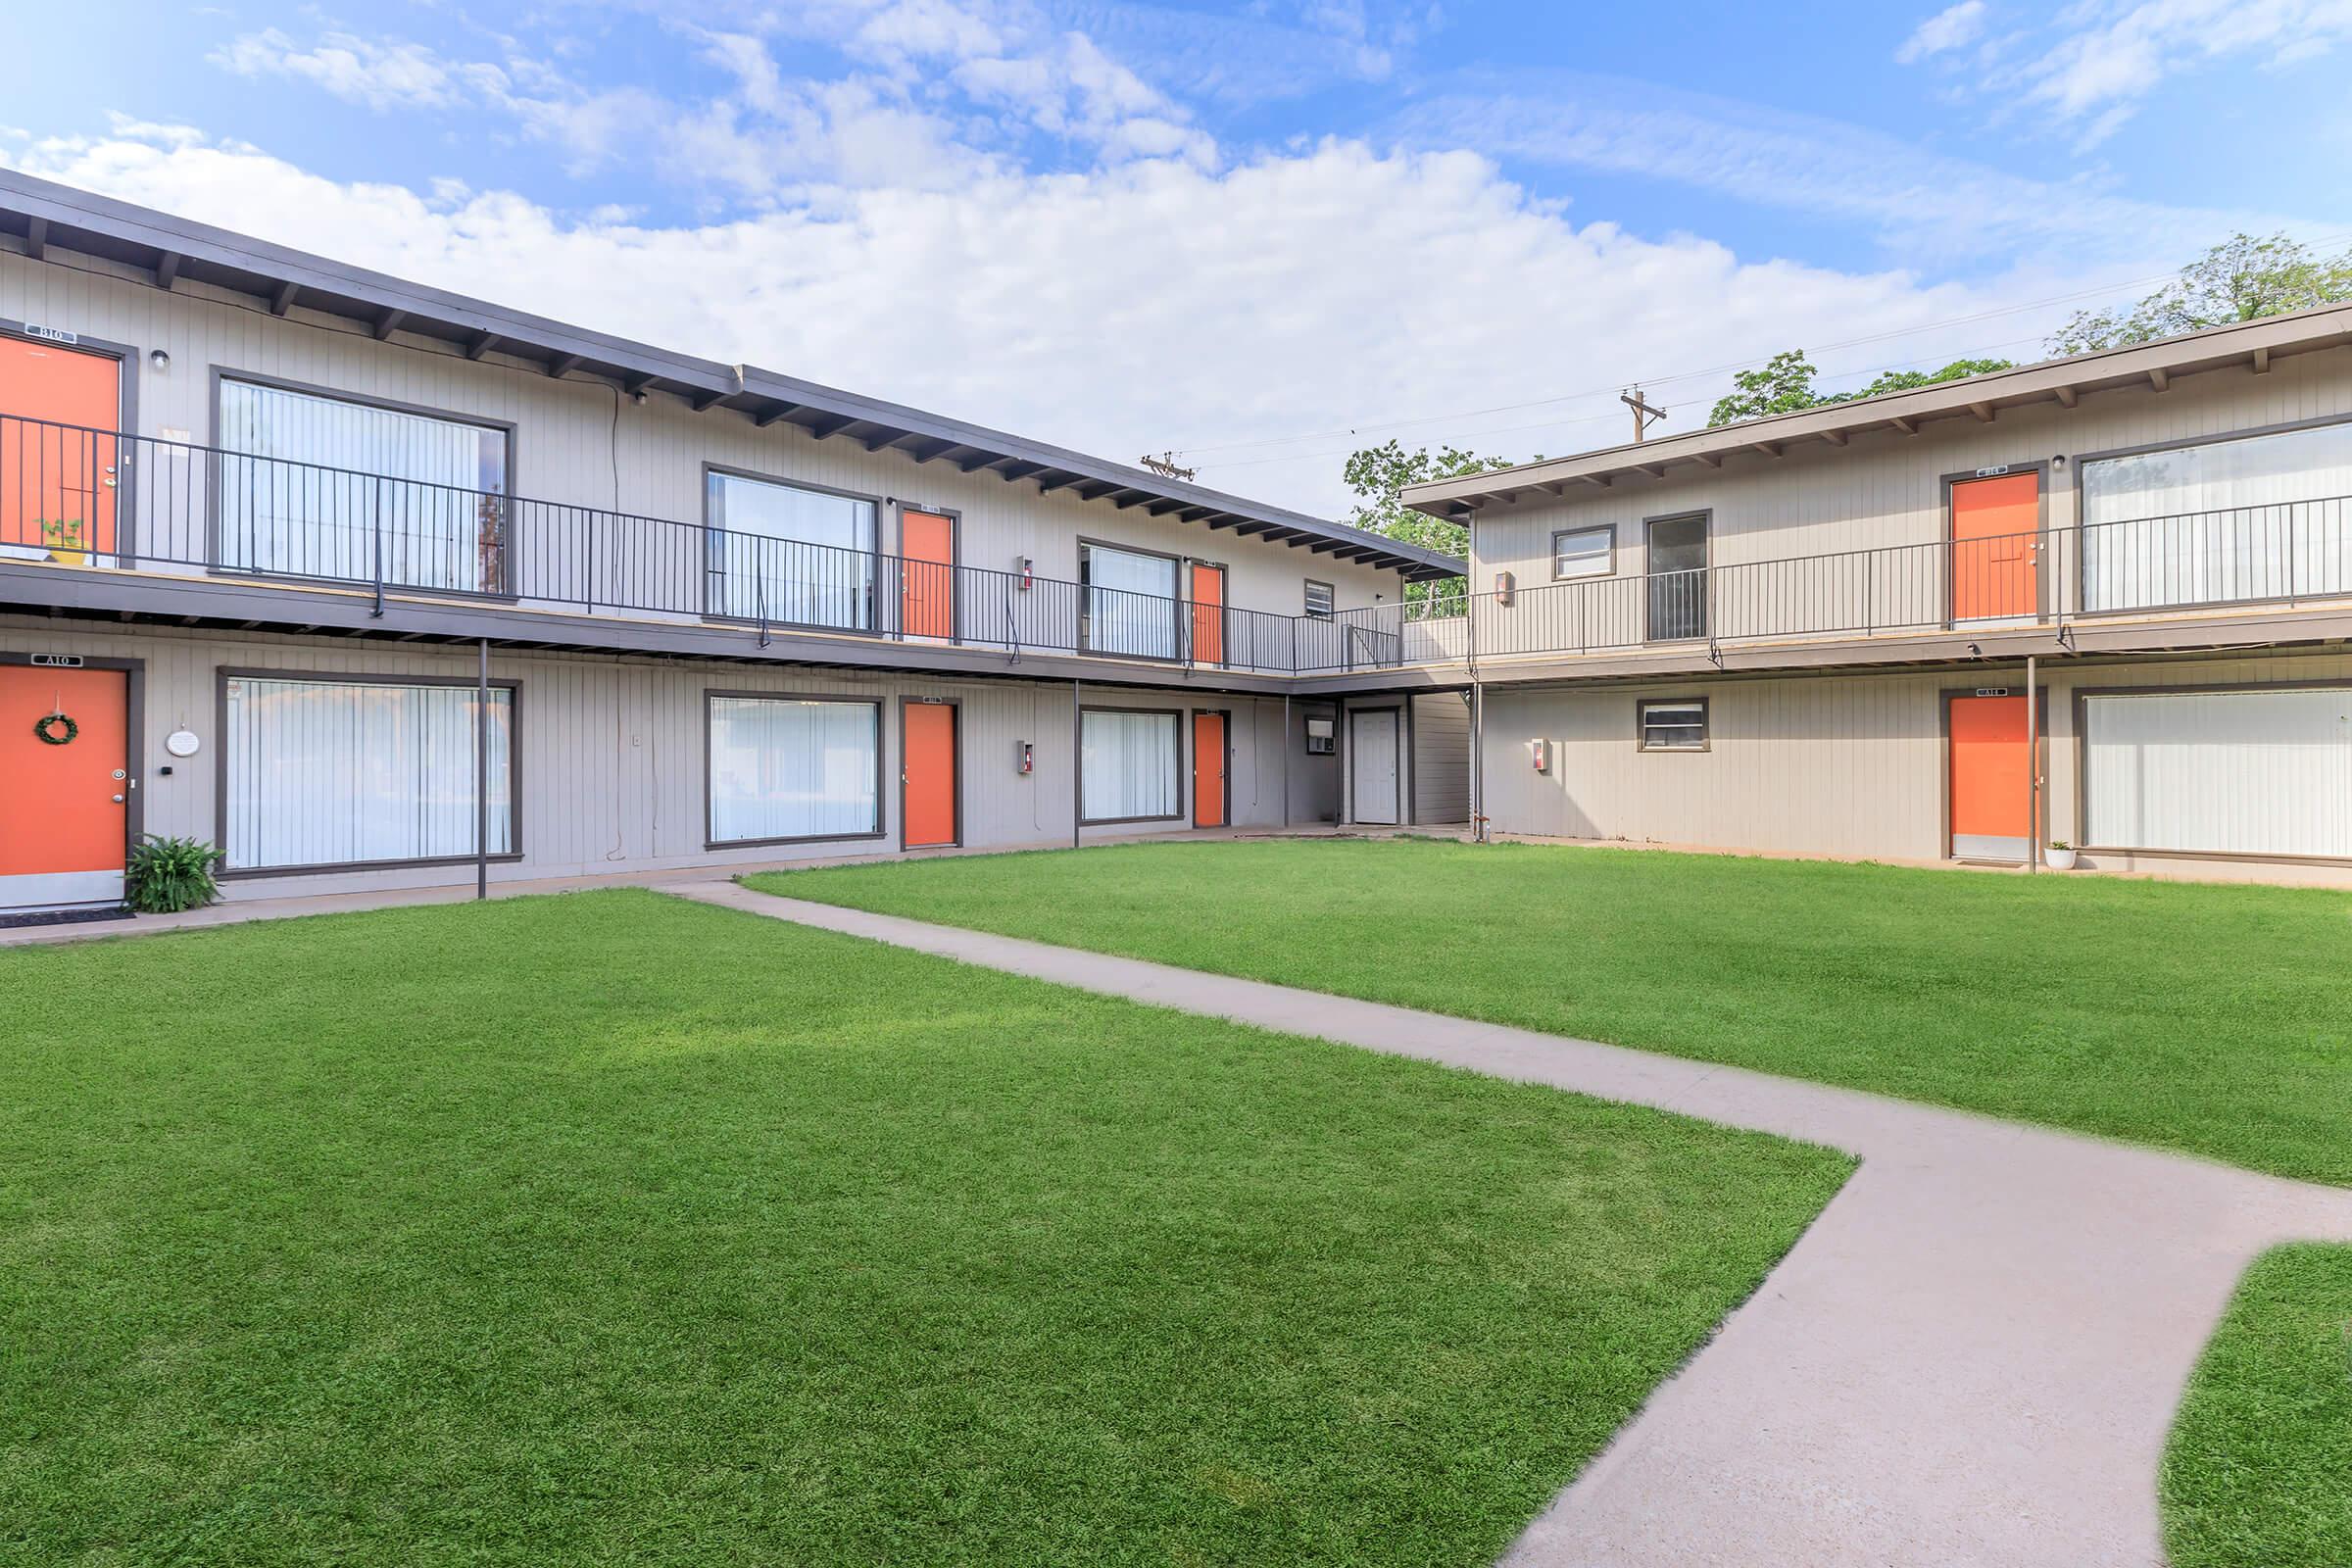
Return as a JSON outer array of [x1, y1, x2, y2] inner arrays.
[[676, 880, 2352, 1568]]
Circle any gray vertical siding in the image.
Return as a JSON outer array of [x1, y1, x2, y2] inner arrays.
[[1409, 691, 1471, 823], [0, 615, 1308, 900], [0, 250, 1409, 632], [1477, 652, 2352, 886]]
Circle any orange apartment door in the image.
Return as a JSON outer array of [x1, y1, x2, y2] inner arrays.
[[1189, 563, 1226, 665], [902, 700, 958, 849], [900, 508, 956, 639], [0, 335, 122, 564], [1192, 710, 1227, 828], [1950, 471, 2039, 622], [1, 663, 131, 907], [1948, 692, 2041, 863]]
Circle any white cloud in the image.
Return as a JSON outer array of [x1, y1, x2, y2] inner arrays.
[[1912, 0, 2352, 143], [1895, 1, 1987, 63], [1397, 72, 2289, 267], [209, 27, 479, 112], [0, 122, 2204, 515]]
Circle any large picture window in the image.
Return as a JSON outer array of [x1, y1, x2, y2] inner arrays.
[[221, 674, 514, 871], [216, 379, 511, 594], [1081, 708, 1181, 822], [708, 694, 882, 845], [707, 471, 878, 629], [1081, 543, 1180, 659], [2082, 688, 2352, 858], [2082, 421, 2352, 612]]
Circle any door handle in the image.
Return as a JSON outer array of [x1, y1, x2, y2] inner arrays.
[[111, 793, 125, 803]]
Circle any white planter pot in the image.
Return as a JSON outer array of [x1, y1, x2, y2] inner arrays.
[[2045, 847, 2079, 871]]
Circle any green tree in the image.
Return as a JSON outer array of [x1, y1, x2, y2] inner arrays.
[[1341, 439, 1519, 608], [1707, 351, 2016, 426], [2048, 231, 2352, 356]]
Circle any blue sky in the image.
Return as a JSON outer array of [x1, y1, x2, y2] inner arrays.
[[9, 1, 2350, 512]]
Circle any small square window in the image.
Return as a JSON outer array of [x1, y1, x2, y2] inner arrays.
[[1303, 579, 1335, 619], [1552, 526, 1613, 579], [1639, 699, 1708, 752]]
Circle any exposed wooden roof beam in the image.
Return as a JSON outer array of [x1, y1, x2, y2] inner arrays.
[[1579, 472, 1614, 487], [1750, 441, 1782, 460], [1692, 451, 1724, 467], [1967, 402, 1995, 423], [754, 401, 800, 428], [913, 440, 967, 465], [2147, 367, 2171, 392], [688, 389, 726, 413], [1635, 463, 1667, 478], [994, 459, 1044, 482], [861, 427, 910, 453], [270, 280, 299, 316], [1113, 489, 1154, 509], [373, 307, 406, 341], [2252, 346, 2272, 373], [466, 330, 501, 361], [23, 217, 43, 261], [1888, 416, 1918, 435], [803, 412, 858, 440], [154, 251, 182, 289], [623, 372, 658, 397], [1035, 470, 1082, 495], [2052, 385, 2078, 408], [1074, 480, 1120, 501], [546, 352, 585, 379], [1176, 505, 1215, 522], [1820, 429, 1848, 447], [1146, 498, 1187, 516], [958, 451, 1007, 473]]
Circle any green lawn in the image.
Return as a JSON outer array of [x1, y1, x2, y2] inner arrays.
[[0, 890, 1847, 1567], [2163, 1245, 2352, 1568], [749, 838, 2352, 1184]]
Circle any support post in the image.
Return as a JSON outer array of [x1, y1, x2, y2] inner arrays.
[[1281, 692, 1291, 829], [475, 637, 490, 901], [2025, 654, 2039, 873], [1070, 678, 1082, 850], [1470, 680, 1486, 843]]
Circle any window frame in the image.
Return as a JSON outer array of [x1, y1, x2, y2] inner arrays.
[[702, 689, 888, 850], [213, 666, 524, 878], [1303, 578, 1336, 619], [207, 368, 518, 600], [701, 463, 884, 633], [1078, 538, 1183, 660], [1551, 524, 1615, 580], [1636, 697, 1710, 753], [1078, 704, 1186, 825]]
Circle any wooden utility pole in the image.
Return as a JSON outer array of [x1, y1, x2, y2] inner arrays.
[[1621, 386, 1668, 443]]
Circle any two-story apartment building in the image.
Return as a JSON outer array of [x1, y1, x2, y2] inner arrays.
[[1397, 306, 2352, 886], [0, 172, 1469, 912]]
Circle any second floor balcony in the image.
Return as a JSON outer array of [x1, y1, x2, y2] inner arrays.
[[7, 410, 2348, 686]]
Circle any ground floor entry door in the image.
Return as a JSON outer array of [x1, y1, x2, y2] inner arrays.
[[902, 700, 958, 849], [1192, 710, 1227, 827], [1350, 708, 1400, 825], [1, 663, 130, 906], [1948, 692, 2040, 862]]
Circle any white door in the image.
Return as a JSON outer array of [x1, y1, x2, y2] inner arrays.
[[1351, 709, 1400, 824]]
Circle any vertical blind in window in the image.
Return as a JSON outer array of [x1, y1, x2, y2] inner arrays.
[[2082, 422, 2352, 612], [1084, 545, 1179, 658], [707, 473, 877, 628], [1081, 709, 1180, 821], [708, 696, 881, 843], [216, 380, 511, 593], [222, 675, 514, 870], [2082, 689, 2352, 858]]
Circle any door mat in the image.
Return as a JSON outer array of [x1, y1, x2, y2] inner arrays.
[[0, 906, 136, 931]]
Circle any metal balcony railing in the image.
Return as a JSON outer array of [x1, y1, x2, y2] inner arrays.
[[4, 412, 2344, 677]]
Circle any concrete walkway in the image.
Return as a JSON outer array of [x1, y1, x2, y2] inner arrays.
[[673, 879, 2352, 1568]]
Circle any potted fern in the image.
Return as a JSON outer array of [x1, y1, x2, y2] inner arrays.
[[125, 835, 225, 914], [2045, 839, 2079, 871]]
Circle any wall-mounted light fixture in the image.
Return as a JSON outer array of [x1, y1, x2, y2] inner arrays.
[[148, 348, 171, 371]]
